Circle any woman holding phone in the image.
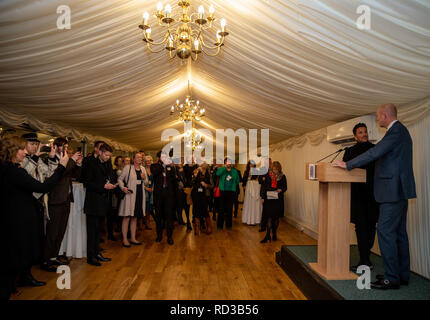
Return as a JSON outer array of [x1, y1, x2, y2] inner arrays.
[[117, 152, 148, 247]]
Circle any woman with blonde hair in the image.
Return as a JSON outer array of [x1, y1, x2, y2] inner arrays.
[[0, 136, 68, 299], [118, 152, 148, 247], [259, 161, 287, 243]]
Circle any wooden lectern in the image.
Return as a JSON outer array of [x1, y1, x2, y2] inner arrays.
[[305, 162, 366, 280]]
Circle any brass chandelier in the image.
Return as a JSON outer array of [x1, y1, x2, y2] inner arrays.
[[139, 1, 229, 61], [184, 126, 202, 151], [170, 80, 205, 121]]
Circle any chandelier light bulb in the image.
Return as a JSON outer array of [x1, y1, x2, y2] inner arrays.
[[146, 28, 151, 37], [198, 5, 204, 17], [221, 18, 226, 31], [165, 4, 171, 15], [196, 100, 200, 105], [143, 11, 149, 24], [176, 99, 180, 105], [209, 5, 214, 14], [157, 2, 163, 12], [194, 39, 199, 50]]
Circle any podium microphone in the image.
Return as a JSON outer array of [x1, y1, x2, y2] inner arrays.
[[316, 147, 347, 163]]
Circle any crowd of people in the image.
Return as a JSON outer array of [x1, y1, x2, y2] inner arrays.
[[0, 133, 288, 299]]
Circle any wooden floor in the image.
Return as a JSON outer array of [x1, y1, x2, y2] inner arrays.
[[12, 207, 316, 300]]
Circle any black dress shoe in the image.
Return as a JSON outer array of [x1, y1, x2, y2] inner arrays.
[[50, 258, 69, 266], [87, 258, 101, 266], [258, 228, 266, 233], [40, 262, 57, 272], [260, 235, 271, 243], [186, 223, 192, 232], [18, 276, 46, 287], [167, 238, 174, 245], [122, 243, 131, 248], [96, 254, 112, 262], [130, 241, 142, 245], [376, 274, 408, 285], [371, 278, 400, 290], [156, 235, 162, 242]]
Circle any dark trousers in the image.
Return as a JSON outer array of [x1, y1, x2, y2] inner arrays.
[[260, 207, 268, 230], [377, 200, 410, 284], [44, 203, 70, 261], [212, 197, 220, 220], [154, 190, 174, 239], [0, 270, 17, 300], [175, 191, 186, 223], [354, 213, 377, 264], [217, 191, 235, 229], [106, 207, 119, 236], [86, 214, 105, 260], [233, 190, 239, 217]]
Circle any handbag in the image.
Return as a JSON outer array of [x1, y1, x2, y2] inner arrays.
[[213, 176, 221, 198], [119, 166, 132, 200]]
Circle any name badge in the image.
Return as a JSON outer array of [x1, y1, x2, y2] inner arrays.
[[198, 187, 203, 192], [226, 175, 232, 181], [167, 167, 171, 171], [136, 180, 142, 185], [148, 181, 152, 185], [162, 172, 166, 177]]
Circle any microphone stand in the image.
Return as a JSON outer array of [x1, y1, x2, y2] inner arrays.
[[316, 147, 346, 163]]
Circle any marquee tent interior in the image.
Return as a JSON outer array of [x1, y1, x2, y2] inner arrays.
[[0, 0, 429, 286]]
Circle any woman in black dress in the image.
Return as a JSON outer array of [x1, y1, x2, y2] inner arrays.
[[260, 161, 287, 243], [191, 163, 212, 235], [0, 136, 68, 300]]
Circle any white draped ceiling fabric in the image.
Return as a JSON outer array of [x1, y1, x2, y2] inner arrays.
[[0, 0, 429, 151]]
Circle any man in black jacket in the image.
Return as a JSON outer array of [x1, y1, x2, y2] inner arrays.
[[342, 123, 379, 271], [151, 151, 178, 245], [41, 137, 83, 272], [83, 143, 115, 266]]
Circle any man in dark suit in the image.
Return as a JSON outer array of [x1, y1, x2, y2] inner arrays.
[[151, 150, 178, 245], [342, 123, 379, 271], [41, 137, 82, 272], [83, 143, 116, 266], [334, 104, 416, 290]]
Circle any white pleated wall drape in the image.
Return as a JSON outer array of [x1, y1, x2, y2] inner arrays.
[[406, 114, 430, 279], [270, 112, 430, 279]]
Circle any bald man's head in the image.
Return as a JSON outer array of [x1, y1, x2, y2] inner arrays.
[[376, 103, 398, 128]]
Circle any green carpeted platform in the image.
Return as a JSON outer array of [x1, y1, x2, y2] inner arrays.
[[285, 245, 430, 300]]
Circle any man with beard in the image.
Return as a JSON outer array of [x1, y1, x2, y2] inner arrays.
[[342, 123, 379, 271]]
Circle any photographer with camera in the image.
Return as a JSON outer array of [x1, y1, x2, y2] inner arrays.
[[40, 137, 82, 272], [0, 135, 69, 299]]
